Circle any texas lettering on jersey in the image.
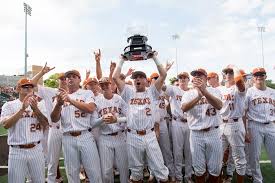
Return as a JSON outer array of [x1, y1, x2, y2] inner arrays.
[[223, 94, 235, 101], [251, 97, 275, 106], [22, 110, 36, 118], [176, 95, 182, 101], [130, 98, 151, 105], [98, 106, 122, 117], [196, 97, 209, 105]]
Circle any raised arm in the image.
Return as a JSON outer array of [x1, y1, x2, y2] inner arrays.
[[150, 52, 167, 92], [112, 56, 127, 93], [94, 49, 102, 80], [32, 62, 55, 86]]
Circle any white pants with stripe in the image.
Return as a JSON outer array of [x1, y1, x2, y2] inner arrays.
[[248, 121, 275, 183], [8, 143, 45, 183], [127, 130, 169, 181], [171, 119, 192, 180], [62, 131, 102, 183], [222, 120, 246, 176], [158, 118, 175, 178], [98, 132, 128, 183], [190, 127, 223, 177], [47, 126, 63, 183]]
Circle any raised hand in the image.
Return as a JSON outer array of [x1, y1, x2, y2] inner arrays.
[[120, 54, 128, 61], [165, 61, 174, 72], [110, 61, 116, 73], [41, 62, 55, 74], [126, 67, 135, 77], [148, 51, 158, 59], [94, 49, 101, 62], [85, 69, 90, 80]]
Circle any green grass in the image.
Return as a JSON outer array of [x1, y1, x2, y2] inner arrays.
[[0, 126, 7, 136]]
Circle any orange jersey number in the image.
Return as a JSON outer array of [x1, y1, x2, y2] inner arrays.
[[30, 123, 41, 132]]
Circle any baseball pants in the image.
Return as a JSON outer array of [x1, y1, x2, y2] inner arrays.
[[171, 119, 192, 180], [62, 130, 102, 183], [98, 132, 128, 183], [127, 130, 169, 181], [248, 121, 275, 183], [47, 126, 63, 183], [222, 120, 246, 176], [8, 143, 45, 183], [190, 127, 223, 177]]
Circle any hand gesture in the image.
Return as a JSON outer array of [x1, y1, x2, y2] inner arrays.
[[41, 62, 55, 75], [126, 67, 135, 77], [94, 49, 101, 62], [120, 54, 128, 61], [148, 51, 158, 59], [165, 61, 174, 72], [58, 88, 70, 104], [192, 78, 206, 95], [21, 93, 32, 110], [29, 96, 38, 112], [110, 61, 116, 73], [85, 69, 90, 80], [102, 113, 117, 124]]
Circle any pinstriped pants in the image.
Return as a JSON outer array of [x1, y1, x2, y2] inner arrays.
[[190, 127, 223, 177], [8, 143, 45, 183]]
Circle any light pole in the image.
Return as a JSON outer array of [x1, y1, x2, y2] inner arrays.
[[257, 26, 265, 68], [23, 2, 32, 77], [172, 34, 180, 75]]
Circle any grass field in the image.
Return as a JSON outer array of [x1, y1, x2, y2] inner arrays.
[[0, 127, 274, 182]]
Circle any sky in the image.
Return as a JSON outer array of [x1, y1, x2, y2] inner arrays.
[[1, 0, 275, 81]]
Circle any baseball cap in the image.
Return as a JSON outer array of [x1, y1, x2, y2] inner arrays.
[[150, 72, 159, 79], [222, 66, 234, 73], [57, 73, 65, 80], [252, 67, 266, 75], [131, 71, 147, 79], [83, 77, 98, 86], [17, 78, 34, 87], [207, 72, 218, 79], [190, 68, 207, 77], [177, 72, 189, 79], [99, 77, 111, 84], [65, 70, 81, 79]]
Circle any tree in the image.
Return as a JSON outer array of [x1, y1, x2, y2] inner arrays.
[[266, 80, 275, 89], [169, 77, 178, 85], [44, 73, 59, 88]]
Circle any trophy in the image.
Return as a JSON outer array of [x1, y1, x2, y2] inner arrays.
[[123, 34, 153, 61]]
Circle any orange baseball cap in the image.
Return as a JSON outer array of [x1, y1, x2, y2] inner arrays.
[[252, 67, 266, 75], [150, 72, 159, 79], [57, 73, 65, 79], [99, 77, 111, 84], [65, 70, 81, 79], [17, 78, 34, 87], [84, 77, 98, 86], [190, 68, 207, 77], [207, 72, 218, 79], [177, 72, 189, 79]]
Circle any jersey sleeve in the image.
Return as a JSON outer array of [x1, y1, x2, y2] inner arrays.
[[85, 90, 95, 104], [149, 84, 160, 101], [119, 97, 128, 116], [37, 85, 57, 99], [120, 85, 134, 102], [244, 89, 251, 111], [165, 85, 175, 97], [0, 102, 13, 124], [181, 89, 197, 105]]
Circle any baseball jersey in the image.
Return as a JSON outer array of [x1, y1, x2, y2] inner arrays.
[[37, 85, 58, 125], [156, 91, 168, 120], [181, 87, 222, 130], [58, 89, 95, 133], [219, 85, 246, 120], [245, 86, 275, 123], [94, 94, 127, 134], [120, 85, 160, 130], [165, 85, 186, 119], [0, 99, 47, 145]]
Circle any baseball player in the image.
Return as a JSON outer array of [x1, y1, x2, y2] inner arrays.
[[181, 68, 223, 183], [149, 72, 175, 182], [32, 64, 66, 183], [0, 78, 49, 183], [93, 77, 128, 183], [51, 70, 102, 183], [112, 52, 169, 183], [245, 68, 275, 183], [219, 66, 247, 183], [163, 71, 193, 183], [207, 72, 220, 88]]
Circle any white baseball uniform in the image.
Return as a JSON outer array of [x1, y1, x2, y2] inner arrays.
[[165, 85, 192, 181], [0, 99, 47, 183], [219, 85, 247, 176], [37, 85, 63, 183], [181, 87, 223, 177], [245, 86, 275, 183], [120, 85, 169, 181], [58, 89, 102, 183], [94, 94, 128, 183]]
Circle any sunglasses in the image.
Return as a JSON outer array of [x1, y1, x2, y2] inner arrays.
[[152, 77, 159, 80], [224, 70, 234, 75], [21, 85, 34, 89], [193, 72, 204, 77], [253, 73, 266, 77]]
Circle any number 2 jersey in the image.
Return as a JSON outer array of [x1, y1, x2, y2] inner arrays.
[[0, 99, 47, 145], [181, 87, 222, 130], [120, 85, 160, 130]]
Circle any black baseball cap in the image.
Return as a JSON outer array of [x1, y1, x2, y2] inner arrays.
[[131, 71, 147, 79]]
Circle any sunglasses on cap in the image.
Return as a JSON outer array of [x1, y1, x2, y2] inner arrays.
[[253, 72, 266, 77], [152, 77, 159, 80], [21, 85, 34, 89]]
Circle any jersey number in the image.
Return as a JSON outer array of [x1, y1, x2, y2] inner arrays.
[[30, 123, 41, 132], [145, 108, 152, 116], [206, 108, 217, 116], [75, 110, 87, 118], [229, 103, 234, 111], [159, 102, 165, 109]]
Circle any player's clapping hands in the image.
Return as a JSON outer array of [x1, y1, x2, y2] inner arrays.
[[102, 113, 117, 124], [192, 78, 206, 97], [57, 88, 70, 105], [29, 95, 39, 112], [21, 93, 33, 110]]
